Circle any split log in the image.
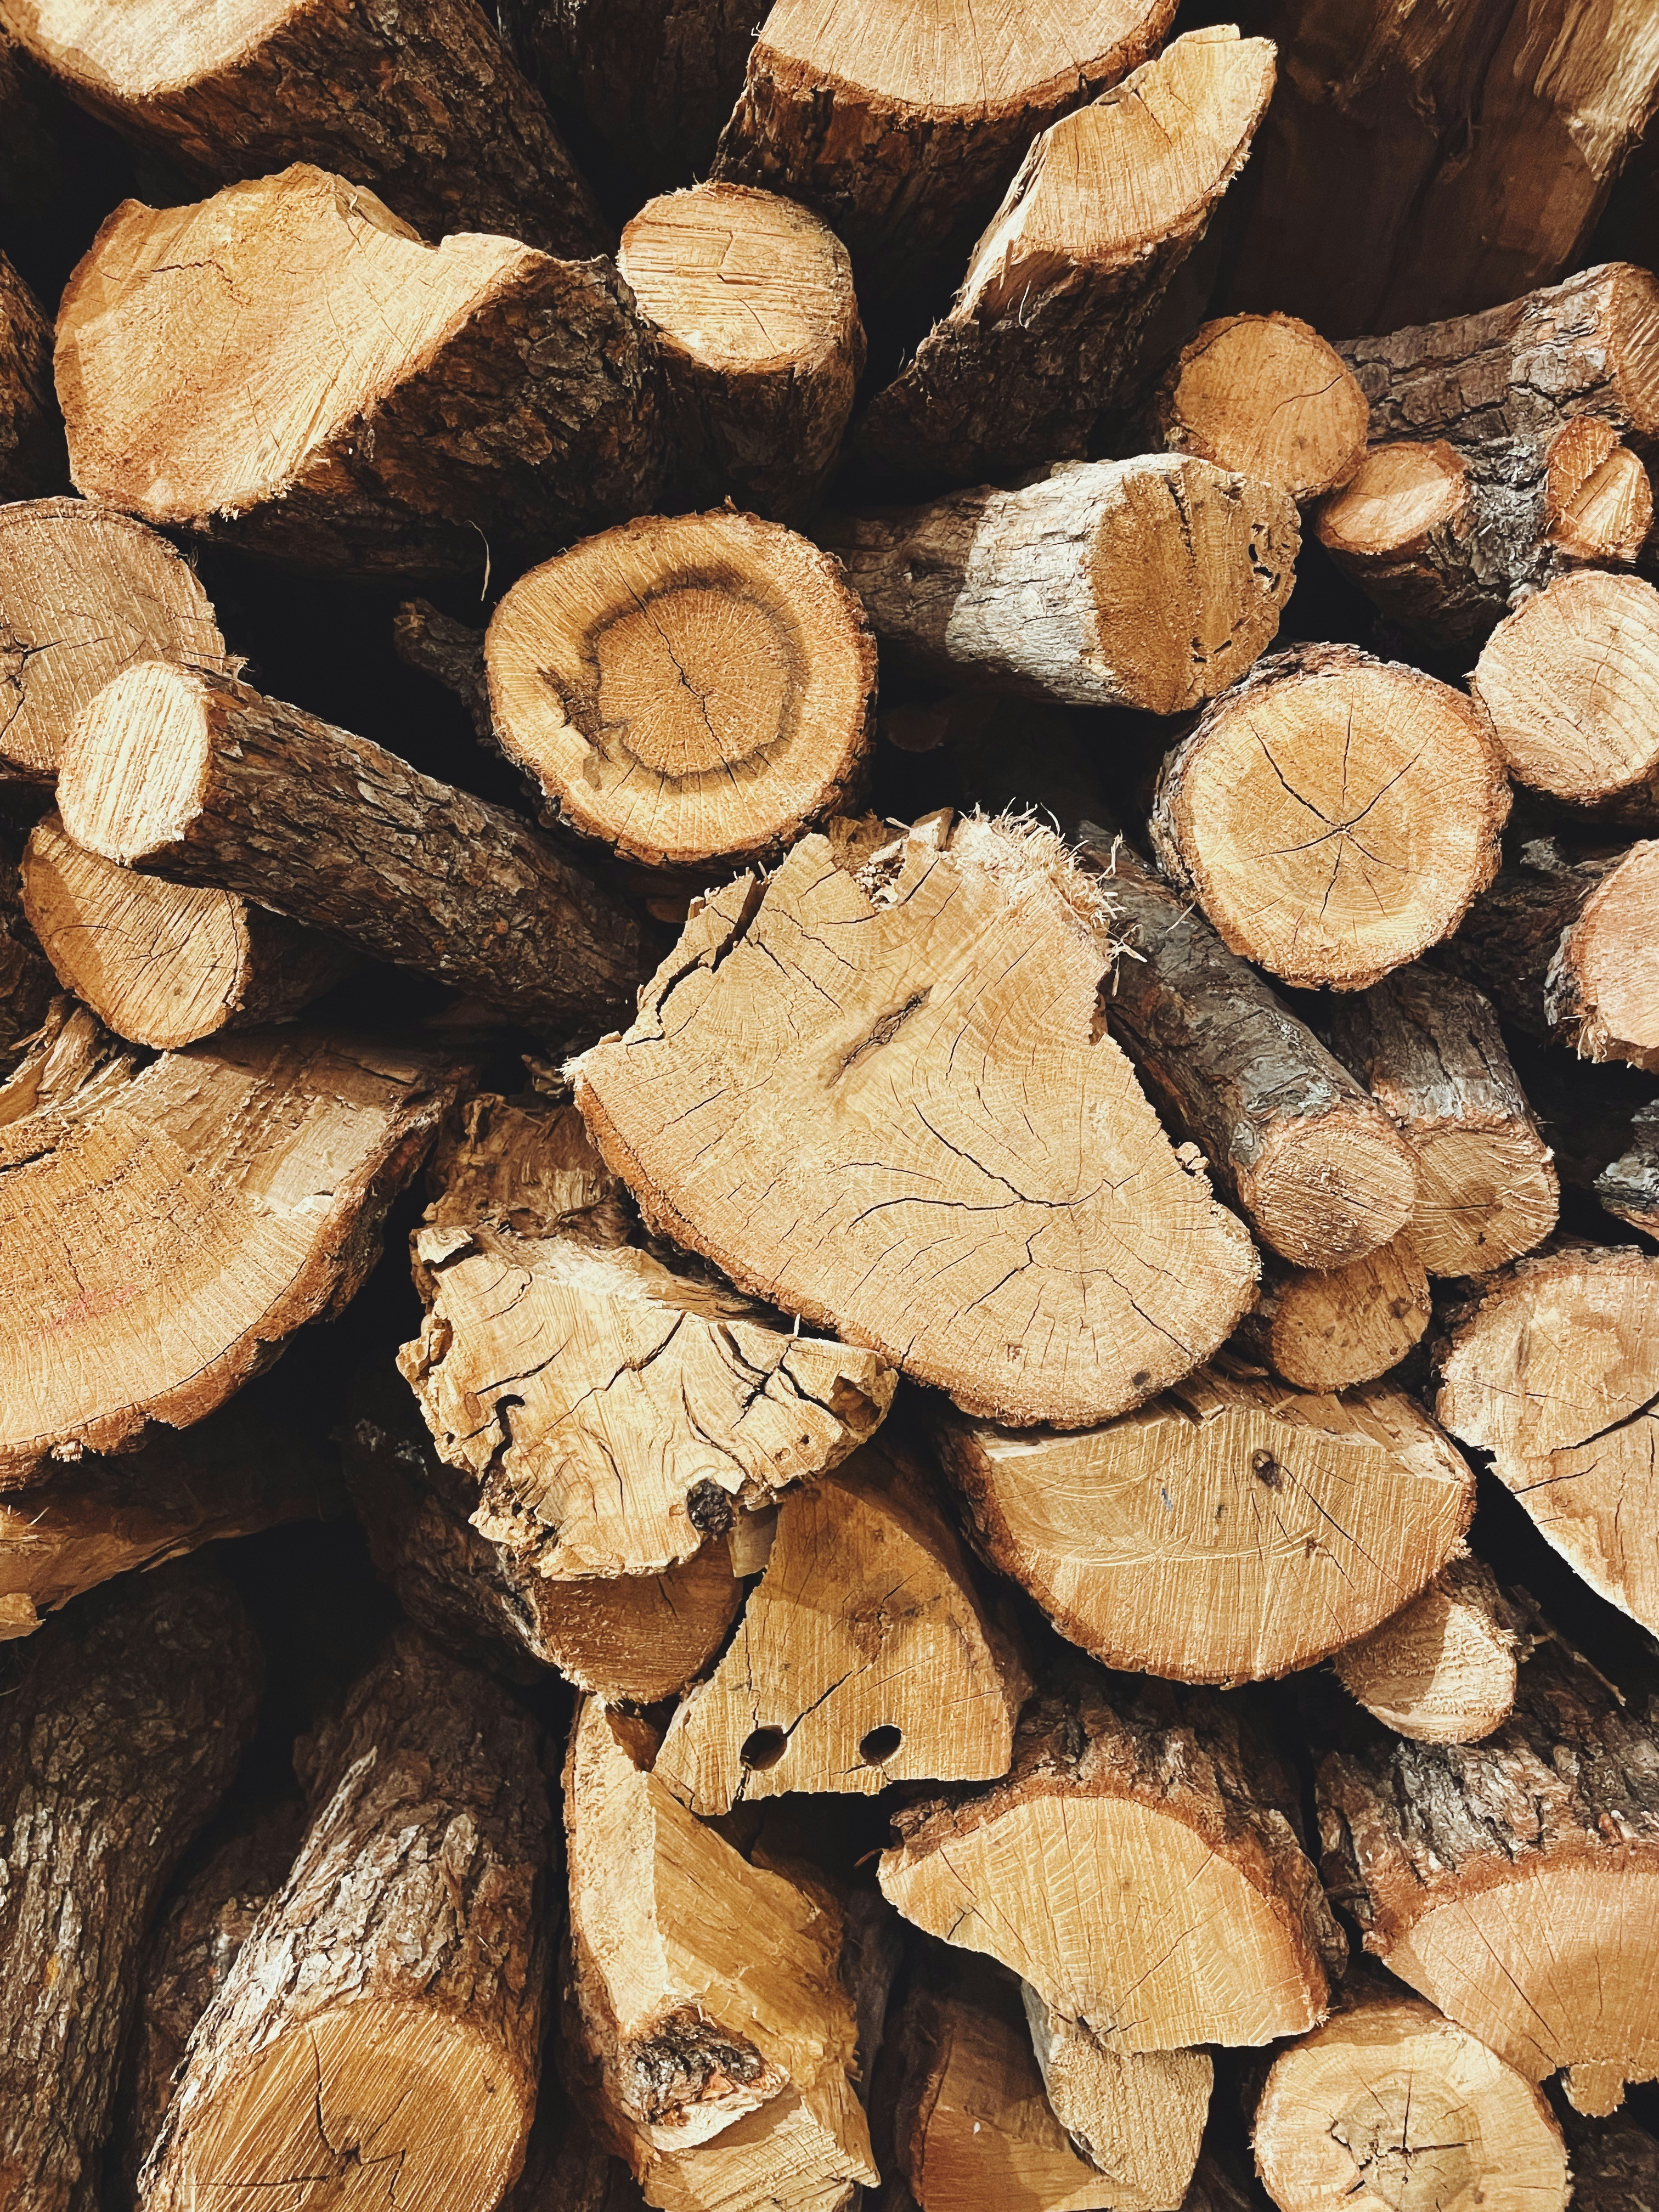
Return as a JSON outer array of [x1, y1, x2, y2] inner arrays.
[[1242, 1234, 1431, 1393], [932, 1364, 1474, 1685], [1324, 967, 1558, 1276], [0, 1027, 456, 1480], [1440, 835, 1659, 1073], [1435, 1242, 1659, 1638], [880, 1667, 1344, 2050], [573, 811, 1259, 1430], [854, 29, 1276, 484], [617, 184, 864, 523], [1148, 645, 1510, 992], [0, 498, 230, 782], [21, 812, 354, 1050], [1252, 1983, 1569, 2212], [1333, 1557, 1532, 1746], [710, 0, 1176, 300], [58, 660, 655, 1029], [140, 1626, 554, 2212], [393, 597, 493, 743], [423, 1088, 633, 1245], [1, 0, 608, 257], [653, 1440, 1028, 1812], [0, 992, 138, 1125], [484, 510, 876, 872], [0, 834, 53, 1057], [1318, 1639, 1659, 2115], [0, 1563, 262, 2212], [0, 249, 59, 499], [1151, 313, 1369, 503], [1022, 1985, 1211, 2202], [821, 455, 1299, 714], [55, 165, 662, 574]]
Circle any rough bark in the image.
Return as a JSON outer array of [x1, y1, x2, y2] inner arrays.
[[1152, 313, 1369, 503], [1563, 2115, 1659, 2212], [0, 249, 59, 499], [58, 660, 656, 1030], [932, 1362, 1474, 1686], [140, 1626, 555, 2212], [0, 1561, 262, 2212], [1333, 1557, 1534, 1746], [821, 455, 1299, 715], [881, 1666, 1345, 2050], [56, 165, 662, 575], [1149, 645, 1510, 992], [618, 184, 864, 523], [1, 0, 608, 257], [854, 29, 1276, 484], [1318, 1640, 1659, 2115], [573, 811, 1259, 1430], [1324, 966, 1559, 1276], [1022, 1983, 1210, 2202], [485, 509, 877, 872], [0, 831, 53, 1056], [1240, 1233, 1431, 1393], [393, 598, 494, 743]]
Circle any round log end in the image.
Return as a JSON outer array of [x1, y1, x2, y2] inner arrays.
[[1242, 1108, 1419, 1271], [59, 659, 215, 868], [1474, 571, 1659, 810], [1316, 443, 1471, 562], [1158, 313, 1369, 503], [1264, 1233, 1431, 1391]]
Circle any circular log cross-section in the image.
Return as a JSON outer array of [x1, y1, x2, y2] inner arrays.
[[487, 512, 877, 872], [1150, 645, 1509, 991], [1155, 314, 1369, 502], [1255, 1234, 1431, 1394], [1334, 1559, 1525, 1747]]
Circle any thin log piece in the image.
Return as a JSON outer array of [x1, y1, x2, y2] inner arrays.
[[653, 1439, 1029, 1812], [140, 1627, 554, 2212], [854, 29, 1277, 485], [1333, 1556, 1532, 1746], [573, 811, 1260, 1430], [0, 1562, 262, 2212], [932, 1364, 1474, 1685], [880, 1667, 1345, 2049], [1148, 645, 1510, 992], [0, 497, 230, 782], [58, 660, 656, 1029], [821, 454, 1299, 715], [1523, 1056, 1659, 1240], [0, 248, 59, 499], [1152, 313, 1369, 503], [21, 811, 354, 1049], [1544, 414, 1655, 563], [0, 1028, 457, 1481], [1252, 1984, 1570, 2212], [55, 165, 662, 575], [1324, 966, 1558, 1276], [1242, 1234, 1431, 1393], [1318, 1640, 1659, 2115], [0, 0, 609, 257], [710, 0, 1177, 301], [484, 510, 877, 872], [1022, 1984, 1211, 2201], [617, 185, 865, 523]]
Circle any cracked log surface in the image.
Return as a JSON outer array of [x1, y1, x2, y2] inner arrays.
[[141, 1626, 554, 2212], [0, 249, 58, 499], [1318, 1640, 1659, 2117], [1022, 1981, 1210, 2201], [59, 659, 655, 1029], [574, 811, 1259, 1430], [485, 509, 876, 873], [0, 1025, 457, 1481], [1152, 312, 1368, 503], [0, 1562, 262, 2212], [1333, 1558, 1532, 1747], [855, 29, 1275, 485], [1149, 645, 1510, 992], [654, 1437, 1029, 1813], [879, 1666, 1344, 2051], [932, 1361, 1474, 1685], [55, 165, 662, 574], [1242, 1234, 1431, 1393]]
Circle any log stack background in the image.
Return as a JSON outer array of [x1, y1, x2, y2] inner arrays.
[[3, 3, 1659, 2210]]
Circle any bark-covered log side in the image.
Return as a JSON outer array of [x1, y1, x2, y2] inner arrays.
[[0, 248, 60, 497], [393, 599, 493, 742]]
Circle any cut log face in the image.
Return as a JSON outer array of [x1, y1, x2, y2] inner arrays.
[[0, 249, 59, 500], [1333, 1557, 1527, 1746], [617, 186, 865, 522], [880, 1670, 1343, 2051], [1544, 417, 1654, 564], [933, 1364, 1474, 1685], [1022, 1984, 1211, 2202], [1250, 1235, 1431, 1393], [485, 510, 876, 872], [0, 1028, 456, 1481], [0, 498, 228, 781], [653, 1440, 1029, 1813], [1149, 646, 1510, 992], [1154, 314, 1368, 502], [574, 813, 1259, 1430], [1435, 1243, 1659, 1638], [1252, 1987, 1569, 2212], [823, 455, 1299, 714], [56, 165, 662, 573], [0, 836, 54, 1057]]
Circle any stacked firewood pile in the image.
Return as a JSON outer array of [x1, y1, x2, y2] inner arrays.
[[4, 2, 1659, 2209]]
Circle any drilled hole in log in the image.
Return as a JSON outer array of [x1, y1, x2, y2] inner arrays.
[[740, 1726, 788, 1770]]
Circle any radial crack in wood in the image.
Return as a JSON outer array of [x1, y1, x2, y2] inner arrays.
[[1333, 1557, 1532, 1746], [1022, 1983, 1210, 2200], [1153, 313, 1368, 503]]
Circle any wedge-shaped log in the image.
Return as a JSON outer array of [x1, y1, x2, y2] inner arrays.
[[856, 30, 1276, 483], [1319, 1641, 1659, 2117], [57, 165, 661, 574], [141, 1628, 553, 2212], [1242, 1235, 1430, 1393], [654, 1440, 1028, 1812], [881, 1667, 1344, 2050], [0, 249, 57, 499], [934, 1364, 1474, 1685], [1333, 1558, 1532, 1746], [574, 812, 1259, 1429], [1023, 1984, 1210, 2202], [1153, 313, 1368, 503]]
